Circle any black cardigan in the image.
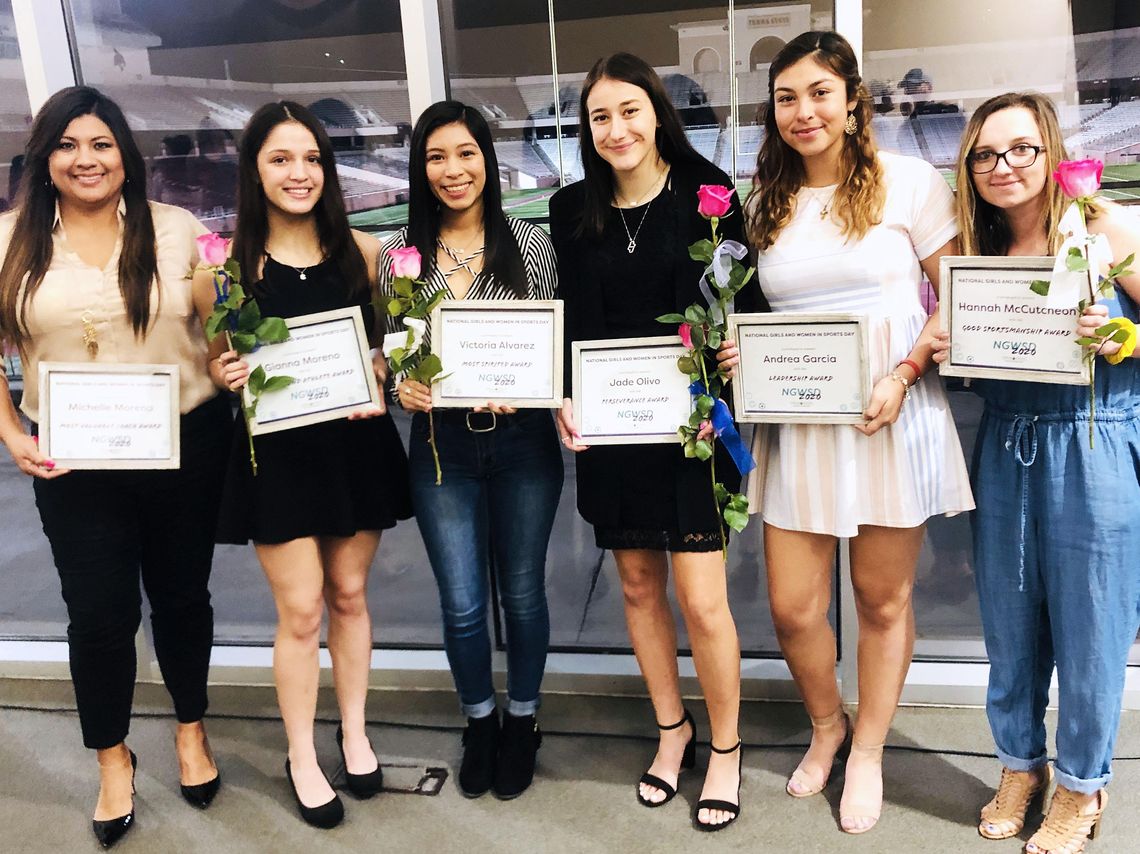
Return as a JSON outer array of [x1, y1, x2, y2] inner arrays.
[[549, 157, 768, 530]]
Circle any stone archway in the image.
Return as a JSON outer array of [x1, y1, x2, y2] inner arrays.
[[693, 47, 721, 74], [749, 36, 785, 70]]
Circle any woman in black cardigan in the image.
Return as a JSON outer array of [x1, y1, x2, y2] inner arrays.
[[550, 52, 764, 832]]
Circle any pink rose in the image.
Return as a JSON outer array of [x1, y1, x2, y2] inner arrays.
[[1053, 159, 1103, 200], [388, 245, 422, 280], [678, 323, 693, 349], [696, 185, 733, 219], [196, 233, 230, 267]]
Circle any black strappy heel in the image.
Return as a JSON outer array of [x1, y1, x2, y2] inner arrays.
[[693, 740, 742, 832], [636, 709, 697, 807]]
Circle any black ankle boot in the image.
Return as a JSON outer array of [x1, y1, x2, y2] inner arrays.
[[493, 713, 542, 800], [458, 710, 500, 798]]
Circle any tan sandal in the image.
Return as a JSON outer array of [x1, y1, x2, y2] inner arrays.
[[785, 708, 852, 798], [839, 740, 884, 834], [1024, 785, 1106, 854], [978, 765, 1052, 840]]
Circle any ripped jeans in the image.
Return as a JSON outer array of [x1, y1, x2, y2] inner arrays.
[[971, 402, 1140, 793]]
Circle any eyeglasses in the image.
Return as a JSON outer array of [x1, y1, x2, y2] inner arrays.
[[967, 143, 1044, 174]]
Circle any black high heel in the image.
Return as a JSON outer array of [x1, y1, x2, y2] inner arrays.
[[285, 759, 344, 829], [336, 724, 384, 799], [180, 773, 221, 809], [693, 740, 742, 832], [92, 750, 137, 849], [637, 709, 697, 808]]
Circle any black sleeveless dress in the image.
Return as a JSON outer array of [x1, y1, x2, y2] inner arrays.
[[216, 256, 412, 545]]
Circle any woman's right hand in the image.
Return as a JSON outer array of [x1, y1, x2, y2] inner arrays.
[[716, 338, 740, 380], [556, 397, 589, 452], [396, 379, 433, 412], [931, 330, 951, 364], [3, 433, 68, 478], [217, 350, 251, 391]]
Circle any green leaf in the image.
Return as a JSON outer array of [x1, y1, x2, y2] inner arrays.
[[656, 313, 688, 324], [677, 355, 696, 374], [693, 439, 713, 461], [1107, 253, 1135, 280], [713, 482, 729, 505], [688, 239, 715, 264], [1112, 329, 1131, 344], [261, 374, 294, 392], [1065, 247, 1090, 273], [205, 309, 228, 341], [1078, 298, 1089, 312], [684, 304, 707, 325], [417, 353, 444, 381], [1095, 322, 1121, 337], [385, 298, 403, 317], [727, 493, 749, 512], [707, 329, 722, 348], [1075, 336, 1098, 346], [393, 277, 414, 297], [247, 364, 267, 394], [691, 325, 706, 349], [230, 331, 257, 353], [683, 440, 697, 458], [223, 282, 245, 310], [724, 507, 748, 532], [696, 394, 715, 416], [1029, 279, 1051, 296], [223, 258, 242, 282], [237, 299, 262, 333], [688, 411, 705, 429], [255, 317, 290, 344]]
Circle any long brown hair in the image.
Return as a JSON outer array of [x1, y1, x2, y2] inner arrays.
[[744, 31, 884, 251], [955, 92, 1070, 256], [0, 86, 157, 345]]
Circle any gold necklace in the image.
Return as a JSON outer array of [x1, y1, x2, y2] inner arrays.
[[80, 310, 98, 358], [803, 185, 838, 220]]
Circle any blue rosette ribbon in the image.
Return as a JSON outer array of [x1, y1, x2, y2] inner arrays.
[[689, 380, 756, 476]]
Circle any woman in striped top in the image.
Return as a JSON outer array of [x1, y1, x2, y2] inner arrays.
[[732, 32, 973, 833], [379, 101, 562, 800]]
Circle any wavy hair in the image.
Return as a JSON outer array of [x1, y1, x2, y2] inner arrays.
[[0, 86, 156, 344], [955, 92, 1071, 256], [232, 101, 367, 297], [575, 52, 703, 240], [405, 100, 526, 297], [744, 31, 884, 250]]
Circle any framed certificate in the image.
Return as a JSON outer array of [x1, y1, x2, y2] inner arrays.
[[38, 362, 180, 469], [571, 336, 693, 445], [430, 300, 563, 408], [242, 306, 380, 435], [939, 256, 1087, 385], [728, 313, 870, 424]]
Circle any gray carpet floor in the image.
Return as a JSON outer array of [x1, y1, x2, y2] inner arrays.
[[2, 695, 1138, 853]]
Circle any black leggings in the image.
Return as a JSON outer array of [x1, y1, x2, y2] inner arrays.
[[33, 393, 230, 749]]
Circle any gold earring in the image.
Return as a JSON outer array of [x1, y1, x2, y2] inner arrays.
[[844, 113, 858, 136]]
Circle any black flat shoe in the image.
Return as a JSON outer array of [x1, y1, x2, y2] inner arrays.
[[336, 724, 383, 799], [285, 759, 344, 829], [92, 750, 137, 849], [493, 713, 542, 800], [693, 740, 742, 832], [637, 709, 697, 808], [180, 772, 221, 809], [458, 710, 500, 798]]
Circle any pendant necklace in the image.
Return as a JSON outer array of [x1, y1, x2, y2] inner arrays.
[[268, 250, 320, 280], [80, 310, 98, 358], [803, 185, 838, 220], [616, 167, 669, 254], [438, 232, 485, 282]]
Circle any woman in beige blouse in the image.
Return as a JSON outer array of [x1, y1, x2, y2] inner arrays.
[[0, 87, 230, 849]]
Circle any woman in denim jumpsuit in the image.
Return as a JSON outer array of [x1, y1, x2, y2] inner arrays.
[[935, 92, 1140, 854]]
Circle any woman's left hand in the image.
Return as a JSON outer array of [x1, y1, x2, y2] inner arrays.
[[371, 351, 389, 385], [854, 374, 907, 437], [473, 402, 517, 415], [347, 402, 386, 419], [1077, 303, 1123, 358]]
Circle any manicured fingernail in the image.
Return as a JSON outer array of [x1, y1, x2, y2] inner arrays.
[[43, 460, 55, 470]]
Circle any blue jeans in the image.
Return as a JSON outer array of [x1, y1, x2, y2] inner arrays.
[[972, 380, 1140, 793], [409, 409, 563, 718]]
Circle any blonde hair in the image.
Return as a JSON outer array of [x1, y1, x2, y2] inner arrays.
[[955, 92, 1071, 256], [744, 31, 885, 251]]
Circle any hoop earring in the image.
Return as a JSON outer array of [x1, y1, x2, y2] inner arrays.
[[844, 113, 858, 136]]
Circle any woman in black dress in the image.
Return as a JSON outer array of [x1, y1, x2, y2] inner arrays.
[[549, 53, 763, 831], [192, 101, 411, 829]]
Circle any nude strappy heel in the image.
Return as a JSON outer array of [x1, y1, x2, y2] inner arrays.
[[978, 765, 1052, 840], [839, 740, 884, 834], [785, 707, 852, 798]]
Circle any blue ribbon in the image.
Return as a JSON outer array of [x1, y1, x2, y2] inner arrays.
[[689, 380, 756, 476]]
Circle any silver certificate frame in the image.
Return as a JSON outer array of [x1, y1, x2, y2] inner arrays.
[[938, 256, 1088, 385], [728, 312, 871, 424], [38, 362, 180, 470], [571, 335, 693, 446], [429, 299, 563, 408], [243, 306, 380, 436]]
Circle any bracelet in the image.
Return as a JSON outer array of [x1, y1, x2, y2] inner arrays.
[[889, 370, 912, 403], [898, 358, 923, 381]]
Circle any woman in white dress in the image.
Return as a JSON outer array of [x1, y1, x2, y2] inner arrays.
[[724, 31, 973, 833]]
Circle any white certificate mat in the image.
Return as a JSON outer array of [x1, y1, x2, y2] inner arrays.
[[38, 362, 180, 469], [939, 256, 1087, 385], [729, 313, 870, 424], [572, 336, 693, 445], [243, 307, 379, 435], [431, 300, 563, 407]]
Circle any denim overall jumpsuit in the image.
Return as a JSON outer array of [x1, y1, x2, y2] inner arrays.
[[971, 289, 1140, 794]]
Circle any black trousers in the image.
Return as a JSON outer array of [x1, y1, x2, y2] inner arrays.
[[33, 393, 230, 749]]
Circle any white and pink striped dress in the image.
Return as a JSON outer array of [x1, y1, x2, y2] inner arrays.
[[746, 152, 974, 536]]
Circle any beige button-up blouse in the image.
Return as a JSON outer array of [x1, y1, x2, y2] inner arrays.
[[0, 200, 216, 421]]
